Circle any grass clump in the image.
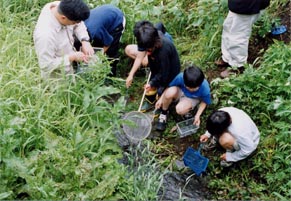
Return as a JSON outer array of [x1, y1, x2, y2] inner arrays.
[[0, 0, 290, 200]]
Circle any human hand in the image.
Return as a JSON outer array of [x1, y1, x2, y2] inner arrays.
[[220, 153, 227, 161], [81, 41, 94, 56], [200, 134, 209, 142], [70, 52, 88, 63], [144, 83, 151, 92], [155, 99, 162, 109], [126, 75, 133, 88]]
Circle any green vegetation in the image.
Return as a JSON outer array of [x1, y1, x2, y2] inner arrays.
[[0, 0, 290, 200]]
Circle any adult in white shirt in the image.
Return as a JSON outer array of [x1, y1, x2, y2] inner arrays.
[[200, 107, 260, 167], [33, 0, 94, 80]]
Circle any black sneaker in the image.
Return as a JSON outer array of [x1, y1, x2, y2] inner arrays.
[[156, 113, 167, 131], [220, 160, 233, 167]]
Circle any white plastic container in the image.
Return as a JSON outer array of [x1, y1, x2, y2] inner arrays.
[[176, 117, 199, 137]]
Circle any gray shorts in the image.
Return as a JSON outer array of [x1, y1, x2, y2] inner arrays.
[[175, 89, 200, 109]]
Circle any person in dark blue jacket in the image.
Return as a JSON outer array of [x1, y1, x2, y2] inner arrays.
[[83, 4, 126, 76], [215, 0, 270, 78]]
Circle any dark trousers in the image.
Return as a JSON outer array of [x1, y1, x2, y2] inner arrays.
[[74, 24, 124, 76]]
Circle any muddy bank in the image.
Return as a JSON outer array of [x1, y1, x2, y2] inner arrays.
[[114, 129, 210, 200]]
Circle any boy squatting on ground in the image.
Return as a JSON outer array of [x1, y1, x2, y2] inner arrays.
[[33, 0, 94, 80], [125, 20, 180, 112], [200, 107, 260, 167], [155, 65, 211, 131]]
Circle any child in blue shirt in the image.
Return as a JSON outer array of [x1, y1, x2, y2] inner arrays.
[[155, 65, 211, 131]]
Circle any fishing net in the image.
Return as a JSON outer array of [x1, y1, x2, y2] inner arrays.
[[122, 111, 152, 144], [183, 144, 209, 176]]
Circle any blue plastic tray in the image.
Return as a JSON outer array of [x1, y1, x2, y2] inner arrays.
[[183, 146, 209, 176]]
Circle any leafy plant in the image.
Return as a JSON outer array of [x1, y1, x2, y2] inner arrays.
[[1, 0, 290, 200]]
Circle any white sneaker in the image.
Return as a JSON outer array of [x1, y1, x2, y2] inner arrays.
[[156, 114, 167, 131]]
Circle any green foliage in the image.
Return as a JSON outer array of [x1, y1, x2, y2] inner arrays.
[[120, 143, 163, 200], [0, 1, 162, 199], [0, 0, 290, 200], [0, 55, 131, 199]]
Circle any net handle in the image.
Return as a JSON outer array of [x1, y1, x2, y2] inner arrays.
[[138, 71, 152, 112]]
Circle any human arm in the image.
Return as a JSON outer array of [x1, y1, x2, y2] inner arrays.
[[34, 32, 87, 79], [74, 22, 94, 56], [126, 51, 146, 88], [81, 41, 94, 58], [193, 101, 207, 126], [155, 89, 166, 109]]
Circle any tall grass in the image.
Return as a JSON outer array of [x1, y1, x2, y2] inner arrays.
[[0, 0, 162, 200], [1, 0, 290, 200]]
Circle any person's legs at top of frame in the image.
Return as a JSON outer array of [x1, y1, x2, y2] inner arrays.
[[218, 11, 262, 78]]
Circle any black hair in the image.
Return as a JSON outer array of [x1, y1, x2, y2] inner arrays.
[[58, 0, 90, 21], [206, 110, 231, 138], [133, 20, 162, 50], [183, 65, 205, 88]]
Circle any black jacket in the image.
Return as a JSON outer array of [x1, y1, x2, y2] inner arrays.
[[148, 36, 180, 94], [228, 0, 270, 14]]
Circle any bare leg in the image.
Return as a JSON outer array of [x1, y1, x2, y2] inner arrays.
[[219, 132, 236, 150], [125, 44, 148, 66], [175, 98, 195, 115], [161, 87, 180, 110]]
